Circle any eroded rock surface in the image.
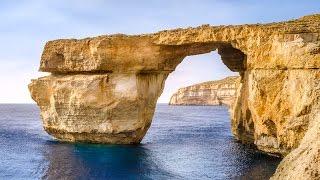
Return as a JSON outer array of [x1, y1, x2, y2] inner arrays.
[[29, 14, 320, 179], [271, 113, 320, 179], [169, 76, 240, 106], [29, 73, 167, 144]]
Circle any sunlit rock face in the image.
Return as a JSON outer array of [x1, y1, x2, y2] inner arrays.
[[271, 113, 320, 180], [30, 14, 320, 179], [169, 76, 240, 106], [29, 73, 167, 144]]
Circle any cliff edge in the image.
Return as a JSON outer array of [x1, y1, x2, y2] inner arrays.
[[169, 76, 240, 106]]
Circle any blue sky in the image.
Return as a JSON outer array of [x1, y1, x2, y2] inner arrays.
[[0, 0, 319, 103]]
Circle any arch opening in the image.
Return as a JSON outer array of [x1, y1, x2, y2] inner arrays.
[[157, 42, 246, 105], [152, 42, 250, 151]]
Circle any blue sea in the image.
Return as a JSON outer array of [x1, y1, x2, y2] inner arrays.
[[0, 104, 280, 180]]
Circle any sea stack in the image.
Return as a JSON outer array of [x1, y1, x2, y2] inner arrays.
[[29, 14, 320, 179]]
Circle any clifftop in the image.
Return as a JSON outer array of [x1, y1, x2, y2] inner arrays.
[[181, 76, 239, 88], [169, 76, 240, 106]]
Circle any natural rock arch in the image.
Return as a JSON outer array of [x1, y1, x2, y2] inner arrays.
[[29, 14, 320, 179], [32, 39, 247, 143]]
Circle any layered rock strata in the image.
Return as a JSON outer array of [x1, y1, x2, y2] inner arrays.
[[169, 76, 240, 106], [29, 73, 167, 143], [29, 14, 320, 179]]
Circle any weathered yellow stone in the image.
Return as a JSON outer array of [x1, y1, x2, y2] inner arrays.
[[29, 14, 320, 179], [169, 76, 240, 106], [29, 73, 167, 144], [271, 112, 320, 180]]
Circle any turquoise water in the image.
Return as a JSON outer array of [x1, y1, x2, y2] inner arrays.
[[0, 104, 280, 179]]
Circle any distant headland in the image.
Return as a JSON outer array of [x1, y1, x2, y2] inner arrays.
[[169, 76, 240, 106]]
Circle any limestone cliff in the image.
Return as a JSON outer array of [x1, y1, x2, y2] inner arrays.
[[29, 14, 320, 179], [169, 76, 240, 106]]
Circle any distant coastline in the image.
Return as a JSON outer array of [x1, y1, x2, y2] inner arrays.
[[169, 76, 240, 106]]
